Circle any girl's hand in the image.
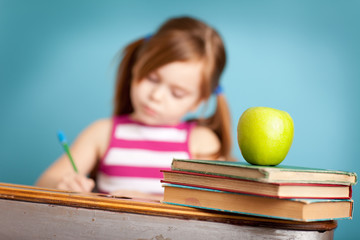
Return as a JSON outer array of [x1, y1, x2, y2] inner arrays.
[[56, 173, 95, 193]]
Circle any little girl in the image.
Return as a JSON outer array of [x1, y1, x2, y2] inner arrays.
[[36, 16, 234, 198]]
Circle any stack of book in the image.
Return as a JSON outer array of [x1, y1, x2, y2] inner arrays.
[[161, 159, 357, 222]]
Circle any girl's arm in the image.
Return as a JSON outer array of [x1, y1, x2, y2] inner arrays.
[[189, 126, 222, 160], [35, 119, 112, 192]]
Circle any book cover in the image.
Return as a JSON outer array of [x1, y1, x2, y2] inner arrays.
[[162, 184, 354, 222], [161, 170, 352, 199], [171, 159, 358, 185]]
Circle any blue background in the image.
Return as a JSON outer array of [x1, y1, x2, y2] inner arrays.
[[0, 0, 359, 238]]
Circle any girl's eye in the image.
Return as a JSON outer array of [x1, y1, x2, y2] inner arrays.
[[147, 74, 160, 83], [172, 89, 187, 99]]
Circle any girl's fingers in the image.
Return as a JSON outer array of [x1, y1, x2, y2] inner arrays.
[[76, 175, 95, 192], [57, 173, 93, 192]]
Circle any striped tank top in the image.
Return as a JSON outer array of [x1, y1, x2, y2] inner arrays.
[[97, 115, 195, 194]]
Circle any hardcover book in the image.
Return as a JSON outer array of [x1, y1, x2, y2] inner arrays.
[[162, 184, 354, 222], [161, 170, 352, 199], [171, 159, 357, 185]]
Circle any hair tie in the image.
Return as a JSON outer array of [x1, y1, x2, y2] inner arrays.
[[144, 33, 153, 42], [213, 85, 224, 95]]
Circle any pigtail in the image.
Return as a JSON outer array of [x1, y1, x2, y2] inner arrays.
[[200, 27, 234, 160], [214, 94, 233, 160], [197, 93, 234, 160], [113, 39, 145, 116]]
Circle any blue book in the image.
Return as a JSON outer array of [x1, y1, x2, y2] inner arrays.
[[162, 184, 353, 222]]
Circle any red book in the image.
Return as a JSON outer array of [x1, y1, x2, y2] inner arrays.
[[161, 170, 352, 199]]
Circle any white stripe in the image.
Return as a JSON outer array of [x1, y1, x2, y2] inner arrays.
[[115, 124, 187, 142], [97, 173, 163, 194], [104, 148, 189, 167]]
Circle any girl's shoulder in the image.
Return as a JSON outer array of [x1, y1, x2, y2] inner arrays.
[[189, 125, 221, 159], [83, 118, 113, 157], [88, 118, 113, 132], [81, 118, 112, 146]]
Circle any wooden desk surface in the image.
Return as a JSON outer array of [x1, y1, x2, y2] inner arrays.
[[0, 182, 337, 240]]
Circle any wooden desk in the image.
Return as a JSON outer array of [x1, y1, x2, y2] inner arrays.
[[0, 183, 336, 240]]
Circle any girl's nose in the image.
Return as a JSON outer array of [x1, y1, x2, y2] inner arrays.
[[150, 85, 166, 102]]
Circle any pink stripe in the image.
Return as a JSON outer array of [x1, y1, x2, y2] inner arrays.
[[100, 165, 170, 179], [110, 139, 188, 152]]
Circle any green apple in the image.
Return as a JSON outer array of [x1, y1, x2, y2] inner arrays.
[[237, 107, 294, 166]]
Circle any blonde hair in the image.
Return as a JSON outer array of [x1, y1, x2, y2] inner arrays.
[[113, 16, 233, 160]]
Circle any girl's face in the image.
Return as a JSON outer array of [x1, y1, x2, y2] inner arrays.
[[130, 60, 204, 125]]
